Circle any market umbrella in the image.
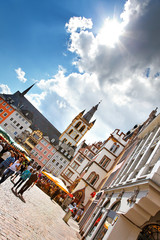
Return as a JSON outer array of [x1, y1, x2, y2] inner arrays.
[[42, 171, 73, 197]]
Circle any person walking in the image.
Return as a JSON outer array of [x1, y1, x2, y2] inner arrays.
[[10, 157, 27, 182], [0, 157, 22, 184], [0, 151, 15, 177], [17, 165, 41, 196], [73, 207, 84, 221], [11, 168, 33, 191]]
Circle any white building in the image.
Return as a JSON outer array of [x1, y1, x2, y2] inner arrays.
[[80, 110, 160, 240], [61, 140, 102, 189], [1, 110, 31, 140], [44, 142, 74, 177], [67, 129, 128, 207]]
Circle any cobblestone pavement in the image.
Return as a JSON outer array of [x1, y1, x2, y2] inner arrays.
[[0, 179, 81, 240]]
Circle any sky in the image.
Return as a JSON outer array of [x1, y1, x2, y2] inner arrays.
[[0, 0, 160, 144]]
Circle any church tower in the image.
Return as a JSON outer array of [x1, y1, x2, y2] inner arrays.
[[59, 102, 100, 146]]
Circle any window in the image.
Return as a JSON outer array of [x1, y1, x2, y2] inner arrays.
[[13, 120, 16, 124], [47, 154, 52, 159], [0, 100, 3, 103], [41, 140, 47, 146], [110, 143, 119, 153], [14, 132, 17, 135], [33, 134, 40, 140], [61, 148, 64, 153], [0, 109, 3, 113], [65, 169, 73, 178], [34, 152, 38, 156], [59, 165, 63, 169], [71, 161, 79, 171], [75, 121, 81, 129], [75, 134, 79, 140], [63, 160, 67, 164], [60, 157, 63, 161], [68, 129, 73, 135], [20, 126, 23, 130], [68, 142, 71, 146], [2, 103, 6, 106], [68, 155, 71, 159], [3, 113, 7, 117], [43, 160, 47, 164], [56, 162, 59, 166], [43, 150, 47, 155], [79, 125, 85, 132], [6, 106, 9, 109], [10, 118, 13, 121], [52, 159, 55, 163], [88, 153, 94, 159], [87, 172, 99, 186], [64, 151, 68, 156], [0, 117, 2, 121], [9, 108, 13, 112], [22, 118, 24, 121], [4, 123, 7, 127], [77, 154, 84, 163], [62, 138, 67, 143], [48, 145, 52, 150], [19, 116, 22, 119], [16, 123, 20, 127], [15, 113, 18, 116], [25, 121, 28, 124], [39, 156, 43, 160], [100, 156, 110, 169], [52, 149, 56, 153]]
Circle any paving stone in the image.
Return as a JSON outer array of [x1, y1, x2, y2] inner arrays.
[[0, 179, 80, 239]]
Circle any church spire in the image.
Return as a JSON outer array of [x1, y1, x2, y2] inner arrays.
[[83, 101, 101, 123], [21, 83, 36, 96]]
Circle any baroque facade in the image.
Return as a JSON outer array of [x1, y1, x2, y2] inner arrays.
[[79, 109, 160, 240]]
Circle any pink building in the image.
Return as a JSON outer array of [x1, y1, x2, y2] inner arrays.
[[29, 136, 56, 168]]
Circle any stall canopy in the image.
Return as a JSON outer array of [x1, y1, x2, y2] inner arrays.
[[42, 171, 73, 197]]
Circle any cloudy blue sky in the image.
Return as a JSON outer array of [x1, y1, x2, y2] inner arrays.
[[0, 0, 160, 143]]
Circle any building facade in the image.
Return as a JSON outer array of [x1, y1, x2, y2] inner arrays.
[[29, 136, 57, 168], [80, 110, 160, 240]]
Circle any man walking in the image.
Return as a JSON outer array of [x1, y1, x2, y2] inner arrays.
[[0, 157, 22, 184], [17, 165, 41, 196], [0, 151, 15, 177]]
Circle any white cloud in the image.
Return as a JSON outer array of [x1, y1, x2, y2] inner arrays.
[[0, 84, 12, 94], [15, 67, 27, 83], [56, 100, 67, 109], [25, 92, 46, 112], [33, 0, 160, 143]]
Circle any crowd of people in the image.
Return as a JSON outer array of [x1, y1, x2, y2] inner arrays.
[[0, 137, 84, 221], [0, 138, 41, 197]]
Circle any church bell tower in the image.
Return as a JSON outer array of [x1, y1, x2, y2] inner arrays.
[[59, 102, 101, 146]]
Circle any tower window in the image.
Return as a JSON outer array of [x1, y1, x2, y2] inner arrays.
[[62, 138, 67, 143], [68, 129, 73, 135], [75, 121, 81, 129], [79, 125, 85, 132], [68, 142, 71, 146], [75, 134, 79, 140]]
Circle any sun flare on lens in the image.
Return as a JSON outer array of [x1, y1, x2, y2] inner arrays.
[[98, 18, 123, 48]]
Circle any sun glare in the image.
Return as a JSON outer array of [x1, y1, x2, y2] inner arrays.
[[98, 18, 123, 48]]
